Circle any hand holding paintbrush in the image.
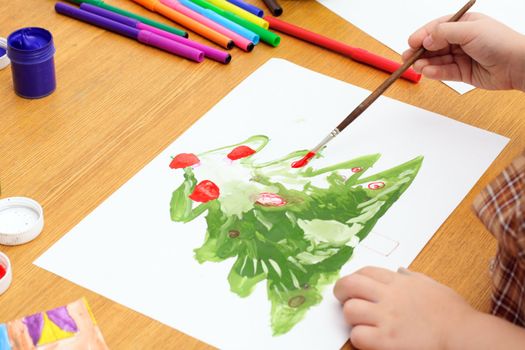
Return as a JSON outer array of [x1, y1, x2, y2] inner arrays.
[[291, 0, 477, 168]]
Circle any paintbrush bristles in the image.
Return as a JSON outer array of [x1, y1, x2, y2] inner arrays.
[[314, 0, 476, 151]]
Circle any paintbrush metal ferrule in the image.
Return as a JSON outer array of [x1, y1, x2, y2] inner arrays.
[[313, 128, 340, 153]]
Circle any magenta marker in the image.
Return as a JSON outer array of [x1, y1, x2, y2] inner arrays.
[[80, 3, 231, 64], [55, 2, 204, 62]]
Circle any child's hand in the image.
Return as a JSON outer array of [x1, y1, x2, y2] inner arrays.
[[334, 267, 477, 350], [402, 13, 525, 91]]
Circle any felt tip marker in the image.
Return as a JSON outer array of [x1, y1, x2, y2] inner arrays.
[[81, 3, 231, 63], [206, 0, 269, 29], [65, 0, 188, 37], [179, 0, 260, 44], [55, 2, 205, 62], [226, 0, 264, 17], [265, 16, 421, 83], [131, 0, 234, 49], [188, 0, 280, 46], [262, 0, 282, 17], [161, 0, 255, 52]]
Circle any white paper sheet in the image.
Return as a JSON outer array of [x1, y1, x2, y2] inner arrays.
[[316, 0, 525, 94], [35, 59, 508, 350]]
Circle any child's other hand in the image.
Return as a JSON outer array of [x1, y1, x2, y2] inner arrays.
[[334, 267, 477, 350], [402, 13, 525, 91]]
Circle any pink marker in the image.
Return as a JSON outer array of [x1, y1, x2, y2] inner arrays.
[[139, 23, 231, 63], [161, 0, 255, 52]]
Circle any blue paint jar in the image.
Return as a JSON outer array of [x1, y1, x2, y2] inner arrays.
[[7, 27, 56, 99]]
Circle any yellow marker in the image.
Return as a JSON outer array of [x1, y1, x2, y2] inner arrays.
[[205, 0, 269, 29]]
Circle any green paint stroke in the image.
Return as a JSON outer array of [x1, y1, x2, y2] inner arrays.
[[169, 135, 423, 335]]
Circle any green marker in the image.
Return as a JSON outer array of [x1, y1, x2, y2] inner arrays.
[[65, 0, 188, 37], [188, 0, 280, 46]]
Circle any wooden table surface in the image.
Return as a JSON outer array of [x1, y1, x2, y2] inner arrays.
[[1, 0, 524, 348]]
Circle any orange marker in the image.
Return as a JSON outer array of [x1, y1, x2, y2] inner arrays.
[[130, 0, 234, 49]]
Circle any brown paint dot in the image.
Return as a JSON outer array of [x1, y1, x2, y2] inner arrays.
[[228, 230, 240, 238], [288, 295, 305, 308]]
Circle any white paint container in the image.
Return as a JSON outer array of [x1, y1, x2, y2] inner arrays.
[[0, 197, 44, 245]]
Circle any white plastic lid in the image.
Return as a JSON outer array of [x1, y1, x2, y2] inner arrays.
[[0, 252, 12, 295], [0, 197, 44, 246], [0, 37, 9, 70]]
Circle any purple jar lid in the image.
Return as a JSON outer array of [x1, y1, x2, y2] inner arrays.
[[7, 28, 55, 65]]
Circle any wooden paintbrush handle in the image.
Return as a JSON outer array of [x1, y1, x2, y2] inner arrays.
[[336, 0, 476, 132]]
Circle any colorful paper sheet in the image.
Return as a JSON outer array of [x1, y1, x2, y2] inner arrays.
[[0, 298, 108, 350]]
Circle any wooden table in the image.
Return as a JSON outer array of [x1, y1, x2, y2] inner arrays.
[[1, 0, 524, 348]]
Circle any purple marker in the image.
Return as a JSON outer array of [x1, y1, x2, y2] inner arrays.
[[55, 2, 204, 63], [80, 3, 231, 64], [226, 0, 264, 17]]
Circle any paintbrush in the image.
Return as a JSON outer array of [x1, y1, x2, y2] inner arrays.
[[291, 0, 476, 168]]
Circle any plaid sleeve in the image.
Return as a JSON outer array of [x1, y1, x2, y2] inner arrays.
[[472, 150, 525, 326], [472, 151, 525, 261]]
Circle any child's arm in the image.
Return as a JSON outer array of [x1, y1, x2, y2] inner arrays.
[[334, 267, 525, 350], [402, 13, 525, 91]]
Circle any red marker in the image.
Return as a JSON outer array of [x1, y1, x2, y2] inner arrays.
[[291, 151, 316, 168], [264, 16, 421, 83]]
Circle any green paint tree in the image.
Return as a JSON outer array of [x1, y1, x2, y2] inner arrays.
[[169, 135, 423, 335]]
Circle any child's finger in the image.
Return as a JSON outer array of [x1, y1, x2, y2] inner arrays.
[[349, 325, 382, 350], [354, 266, 395, 284], [333, 273, 383, 303], [343, 298, 381, 326], [421, 63, 463, 82], [407, 15, 452, 50], [403, 46, 452, 64], [413, 54, 455, 72], [408, 12, 481, 51], [424, 21, 478, 52], [402, 49, 416, 62]]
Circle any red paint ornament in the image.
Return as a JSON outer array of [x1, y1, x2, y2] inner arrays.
[[227, 145, 256, 160], [189, 180, 220, 202], [291, 152, 316, 168], [255, 192, 287, 207], [0, 265, 6, 280], [368, 181, 385, 190], [351, 167, 362, 173], [170, 153, 200, 169]]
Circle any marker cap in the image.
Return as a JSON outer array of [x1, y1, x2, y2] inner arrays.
[[0, 197, 44, 246], [0, 252, 12, 295]]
